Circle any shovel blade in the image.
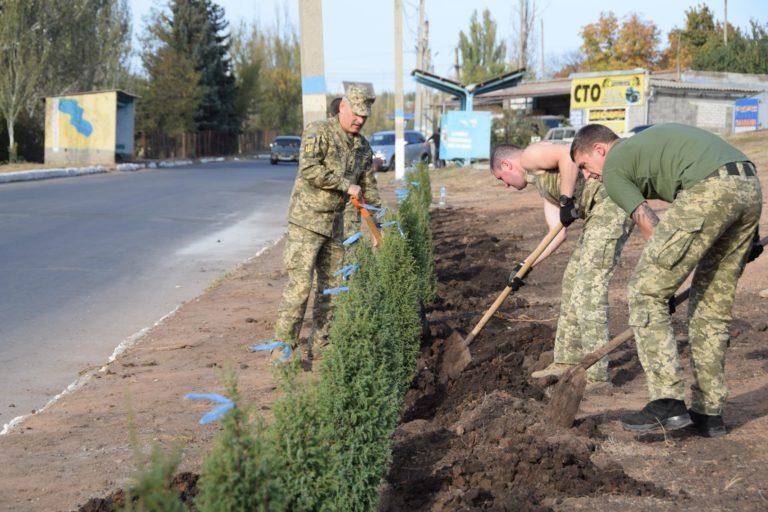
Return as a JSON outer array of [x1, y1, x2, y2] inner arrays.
[[439, 331, 472, 384], [548, 367, 588, 428]]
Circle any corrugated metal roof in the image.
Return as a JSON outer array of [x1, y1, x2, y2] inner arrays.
[[479, 78, 572, 98], [650, 79, 763, 94]]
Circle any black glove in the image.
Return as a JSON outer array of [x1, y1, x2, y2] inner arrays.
[[559, 195, 579, 227], [668, 296, 676, 315], [508, 262, 525, 291], [748, 229, 763, 262]]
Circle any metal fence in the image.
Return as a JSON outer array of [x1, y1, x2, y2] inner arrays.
[[137, 130, 279, 160]]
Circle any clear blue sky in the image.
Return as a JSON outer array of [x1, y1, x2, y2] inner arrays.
[[129, 0, 767, 94]]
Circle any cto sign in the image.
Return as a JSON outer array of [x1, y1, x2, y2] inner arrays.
[[571, 72, 645, 109]]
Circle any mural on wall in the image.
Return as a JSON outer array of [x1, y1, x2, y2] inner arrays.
[[45, 91, 117, 159], [58, 99, 93, 137]]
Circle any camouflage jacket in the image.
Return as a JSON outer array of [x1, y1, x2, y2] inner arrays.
[[287, 117, 381, 237], [526, 169, 605, 219]]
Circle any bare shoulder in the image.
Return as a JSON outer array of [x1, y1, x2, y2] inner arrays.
[[521, 141, 566, 169]]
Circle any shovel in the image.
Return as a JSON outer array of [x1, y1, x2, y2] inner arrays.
[[440, 223, 564, 383], [548, 235, 768, 428], [351, 196, 383, 248]]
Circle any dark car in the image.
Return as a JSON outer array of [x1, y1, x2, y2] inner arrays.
[[270, 136, 301, 164], [628, 124, 654, 135]]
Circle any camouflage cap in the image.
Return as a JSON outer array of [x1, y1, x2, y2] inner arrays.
[[345, 85, 375, 116]]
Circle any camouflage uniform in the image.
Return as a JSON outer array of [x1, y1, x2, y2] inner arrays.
[[274, 86, 377, 348], [627, 164, 761, 415], [527, 171, 633, 381]]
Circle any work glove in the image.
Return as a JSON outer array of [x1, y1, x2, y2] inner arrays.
[[507, 261, 525, 291], [559, 195, 579, 227], [668, 296, 677, 315], [747, 229, 763, 262]]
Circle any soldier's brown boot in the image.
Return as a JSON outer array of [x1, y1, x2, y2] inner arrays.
[[531, 363, 574, 379]]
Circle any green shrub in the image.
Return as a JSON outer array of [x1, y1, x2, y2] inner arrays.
[[398, 187, 437, 305], [196, 376, 283, 512], [121, 445, 186, 512]]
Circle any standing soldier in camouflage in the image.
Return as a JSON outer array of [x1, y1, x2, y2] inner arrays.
[[571, 123, 763, 437], [490, 141, 633, 388], [273, 85, 379, 359]]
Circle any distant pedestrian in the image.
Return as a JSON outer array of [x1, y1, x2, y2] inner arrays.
[[271, 85, 380, 361], [571, 123, 763, 437], [427, 128, 443, 168]]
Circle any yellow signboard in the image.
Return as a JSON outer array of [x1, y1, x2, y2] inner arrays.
[[587, 108, 627, 133], [571, 72, 645, 109]]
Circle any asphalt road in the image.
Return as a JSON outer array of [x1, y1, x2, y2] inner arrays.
[[0, 160, 296, 425]]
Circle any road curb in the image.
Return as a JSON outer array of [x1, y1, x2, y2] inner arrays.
[[0, 166, 108, 184]]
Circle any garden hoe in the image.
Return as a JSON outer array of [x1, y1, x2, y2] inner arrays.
[[549, 235, 768, 428], [351, 196, 383, 248], [440, 223, 564, 383]]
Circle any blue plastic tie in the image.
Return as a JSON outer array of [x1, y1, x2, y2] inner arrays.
[[364, 204, 387, 219], [323, 286, 349, 295], [410, 181, 420, 187], [379, 220, 406, 238], [185, 393, 235, 425], [249, 341, 293, 361], [343, 231, 363, 246], [333, 264, 359, 280]]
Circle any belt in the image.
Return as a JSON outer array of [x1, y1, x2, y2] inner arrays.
[[706, 161, 757, 180]]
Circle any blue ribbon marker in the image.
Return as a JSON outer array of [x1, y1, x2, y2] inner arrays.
[[363, 204, 388, 220], [323, 286, 349, 295], [343, 231, 363, 246], [379, 220, 406, 238], [333, 264, 359, 280], [410, 181, 420, 187], [249, 340, 293, 362], [185, 393, 235, 425]]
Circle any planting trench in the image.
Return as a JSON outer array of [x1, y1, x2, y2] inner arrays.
[[379, 207, 667, 511]]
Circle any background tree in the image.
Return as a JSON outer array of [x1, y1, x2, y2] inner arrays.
[[579, 11, 659, 71], [458, 9, 507, 84], [230, 13, 301, 135], [0, 0, 131, 162]]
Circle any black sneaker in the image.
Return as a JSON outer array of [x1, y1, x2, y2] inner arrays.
[[620, 399, 693, 433], [689, 409, 727, 438]]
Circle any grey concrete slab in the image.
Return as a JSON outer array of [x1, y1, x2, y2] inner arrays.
[[0, 160, 297, 423]]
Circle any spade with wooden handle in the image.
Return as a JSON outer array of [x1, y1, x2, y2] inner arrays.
[[351, 196, 383, 248], [548, 235, 768, 428], [440, 223, 564, 383]]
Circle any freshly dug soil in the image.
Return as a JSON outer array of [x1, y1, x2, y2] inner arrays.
[[380, 207, 667, 511], [77, 472, 198, 512]]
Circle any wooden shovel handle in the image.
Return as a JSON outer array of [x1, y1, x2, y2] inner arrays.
[[463, 223, 564, 347], [351, 196, 382, 247]]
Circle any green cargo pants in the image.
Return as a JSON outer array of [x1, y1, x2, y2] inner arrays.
[[274, 222, 344, 348], [554, 197, 633, 381], [628, 169, 762, 415]]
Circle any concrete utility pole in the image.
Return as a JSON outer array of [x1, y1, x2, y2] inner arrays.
[[540, 17, 544, 78], [724, 0, 728, 45], [413, 0, 426, 133], [394, 0, 405, 180], [298, 0, 326, 127], [454, 46, 460, 81], [517, 0, 528, 70]]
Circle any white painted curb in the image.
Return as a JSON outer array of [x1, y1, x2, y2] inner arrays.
[[0, 166, 107, 184]]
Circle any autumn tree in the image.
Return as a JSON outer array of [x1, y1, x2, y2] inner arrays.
[[579, 11, 660, 71], [458, 9, 507, 84], [659, 4, 716, 70]]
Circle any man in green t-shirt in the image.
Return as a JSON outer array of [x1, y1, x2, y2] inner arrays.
[[570, 123, 763, 437], [491, 142, 632, 388]]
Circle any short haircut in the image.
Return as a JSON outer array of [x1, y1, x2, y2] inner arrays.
[[329, 97, 342, 116], [570, 124, 619, 161], [490, 143, 522, 173]]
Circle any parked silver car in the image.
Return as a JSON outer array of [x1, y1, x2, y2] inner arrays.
[[270, 135, 301, 164], [370, 130, 431, 171]]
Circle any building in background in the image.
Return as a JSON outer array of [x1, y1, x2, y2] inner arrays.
[[44, 90, 137, 166], [467, 69, 768, 136]]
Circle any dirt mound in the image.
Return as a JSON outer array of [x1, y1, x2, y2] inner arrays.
[[77, 472, 198, 512], [381, 207, 666, 511]]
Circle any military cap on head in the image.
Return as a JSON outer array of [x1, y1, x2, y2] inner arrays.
[[345, 85, 375, 116]]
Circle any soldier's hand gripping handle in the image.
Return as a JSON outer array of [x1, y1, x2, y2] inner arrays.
[[559, 195, 579, 227], [347, 184, 362, 200]]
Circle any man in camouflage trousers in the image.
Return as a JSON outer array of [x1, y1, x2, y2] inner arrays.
[[571, 123, 763, 437], [490, 142, 633, 387], [273, 85, 380, 358]]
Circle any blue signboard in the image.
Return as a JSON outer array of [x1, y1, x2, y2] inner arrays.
[[440, 111, 491, 161], [733, 98, 759, 133]]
